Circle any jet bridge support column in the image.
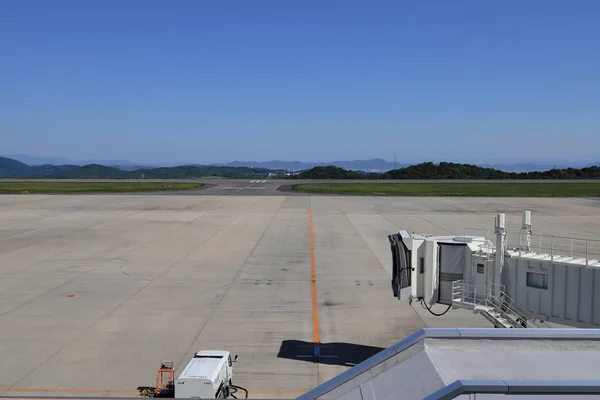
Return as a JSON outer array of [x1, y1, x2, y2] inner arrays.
[[493, 213, 506, 298], [521, 210, 532, 252]]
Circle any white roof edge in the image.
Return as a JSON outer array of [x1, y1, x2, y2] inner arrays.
[[296, 328, 600, 400], [505, 251, 600, 267], [195, 350, 230, 356]]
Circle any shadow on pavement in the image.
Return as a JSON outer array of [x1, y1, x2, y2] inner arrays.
[[277, 339, 385, 367]]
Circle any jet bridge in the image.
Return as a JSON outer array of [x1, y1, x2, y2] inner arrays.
[[389, 210, 600, 329]]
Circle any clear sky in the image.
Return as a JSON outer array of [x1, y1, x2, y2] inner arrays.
[[1, 0, 599, 165]]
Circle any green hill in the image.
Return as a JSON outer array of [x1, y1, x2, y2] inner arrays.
[[34, 164, 80, 176], [0, 157, 279, 179], [2, 157, 600, 180], [294, 162, 600, 180], [133, 165, 272, 179], [62, 164, 131, 179], [0, 157, 35, 177], [296, 166, 368, 179]]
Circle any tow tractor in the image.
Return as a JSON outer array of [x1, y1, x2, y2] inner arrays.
[[137, 351, 248, 399], [137, 361, 176, 398]]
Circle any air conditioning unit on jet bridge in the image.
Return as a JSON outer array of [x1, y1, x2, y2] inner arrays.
[[388, 230, 496, 306]]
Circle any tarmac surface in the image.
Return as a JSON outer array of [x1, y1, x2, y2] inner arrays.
[[1, 193, 599, 399]]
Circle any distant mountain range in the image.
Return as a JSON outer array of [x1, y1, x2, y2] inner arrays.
[[212, 158, 408, 172], [3, 154, 153, 171], [0, 157, 282, 179], [3, 154, 600, 173], [3, 155, 600, 180]]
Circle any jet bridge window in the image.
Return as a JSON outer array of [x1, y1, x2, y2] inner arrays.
[[526, 272, 548, 290]]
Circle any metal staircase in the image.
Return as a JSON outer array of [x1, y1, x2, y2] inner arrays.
[[451, 280, 551, 329]]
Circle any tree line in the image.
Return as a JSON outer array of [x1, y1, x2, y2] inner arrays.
[[293, 163, 600, 180]]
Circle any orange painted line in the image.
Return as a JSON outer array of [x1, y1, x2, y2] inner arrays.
[[309, 207, 319, 344]]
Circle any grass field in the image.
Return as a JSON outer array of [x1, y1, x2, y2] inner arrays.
[[0, 182, 204, 194], [291, 182, 600, 197]]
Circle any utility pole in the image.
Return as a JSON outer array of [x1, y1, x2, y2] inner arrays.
[[394, 153, 397, 170]]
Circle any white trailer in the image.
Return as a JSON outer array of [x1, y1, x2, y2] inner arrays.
[[175, 350, 242, 399]]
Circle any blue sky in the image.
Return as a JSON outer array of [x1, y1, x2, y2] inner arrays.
[[1, 0, 599, 165]]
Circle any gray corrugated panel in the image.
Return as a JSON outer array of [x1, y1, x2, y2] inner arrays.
[[504, 380, 600, 394], [455, 328, 600, 339]]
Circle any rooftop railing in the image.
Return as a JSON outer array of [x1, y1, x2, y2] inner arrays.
[[506, 230, 600, 266]]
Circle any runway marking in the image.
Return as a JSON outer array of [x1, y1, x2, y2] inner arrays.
[[309, 207, 319, 344], [202, 184, 222, 191]]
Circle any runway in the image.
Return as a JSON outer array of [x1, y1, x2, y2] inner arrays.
[[1, 193, 599, 398]]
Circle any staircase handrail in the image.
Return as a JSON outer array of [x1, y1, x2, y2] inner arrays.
[[452, 280, 551, 329], [495, 290, 552, 328]]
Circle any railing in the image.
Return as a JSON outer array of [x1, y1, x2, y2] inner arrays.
[[486, 290, 551, 329], [463, 228, 496, 260], [452, 280, 503, 309], [505, 230, 600, 266], [464, 227, 490, 240], [452, 280, 551, 329]]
